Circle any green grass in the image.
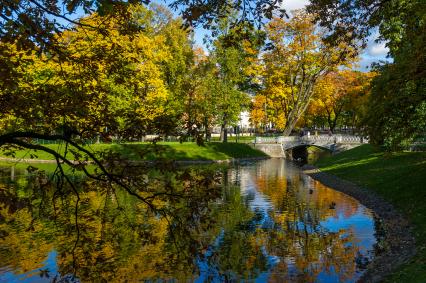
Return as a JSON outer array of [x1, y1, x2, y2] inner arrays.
[[0, 161, 92, 178], [315, 145, 426, 282], [0, 142, 267, 162], [209, 135, 255, 143]]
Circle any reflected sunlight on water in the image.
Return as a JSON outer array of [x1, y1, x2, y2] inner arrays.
[[0, 159, 376, 282]]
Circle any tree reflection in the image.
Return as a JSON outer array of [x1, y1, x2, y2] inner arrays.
[[246, 160, 365, 282], [0, 161, 374, 282]]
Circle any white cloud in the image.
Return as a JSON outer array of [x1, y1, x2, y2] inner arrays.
[[356, 57, 376, 71], [281, 0, 310, 14], [354, 30, 391, 71], [356, 54, 392, 71], [368, 42, 389, 57], [364, 31, 389, 57]]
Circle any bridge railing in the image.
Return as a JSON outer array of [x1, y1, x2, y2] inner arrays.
[[254, 137, 282, 143], [255, 135, 369, 144]]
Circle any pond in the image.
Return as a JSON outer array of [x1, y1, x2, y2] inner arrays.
[[0, 159, 377, 282]]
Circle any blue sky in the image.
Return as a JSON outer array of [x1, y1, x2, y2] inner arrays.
[[190, 0, 391, 71], [281, 0, 390, 71], [61, 0, 390, 71]]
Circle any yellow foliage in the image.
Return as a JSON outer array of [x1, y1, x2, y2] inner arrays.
[[251, 10, 358, 133]]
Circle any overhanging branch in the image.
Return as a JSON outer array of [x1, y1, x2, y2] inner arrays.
[[0, 131, 158, 211]]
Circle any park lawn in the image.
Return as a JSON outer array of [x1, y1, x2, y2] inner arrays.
[[0, 161, 94, 177], [209, 135, 255, 143], [315, 144, 426, 282], [0, 142, 267, 162]]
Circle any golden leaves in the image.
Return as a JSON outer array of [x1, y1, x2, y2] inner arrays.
[[249, 9, 360, 133], [0, 4, 185, 136]]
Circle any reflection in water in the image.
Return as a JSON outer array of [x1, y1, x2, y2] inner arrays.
[[0, 159, 376, 282]]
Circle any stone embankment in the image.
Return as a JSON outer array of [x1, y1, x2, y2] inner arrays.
[[252, 144, 285, 157]]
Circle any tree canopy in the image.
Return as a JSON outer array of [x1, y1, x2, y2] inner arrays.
[[308, 0, 426, 149], [252, 10, 356, 135], [1, 0, 424, 208], [303, 70, 375, 133]]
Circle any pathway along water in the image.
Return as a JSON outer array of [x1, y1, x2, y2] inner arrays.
[[0, 159, 378, 282]]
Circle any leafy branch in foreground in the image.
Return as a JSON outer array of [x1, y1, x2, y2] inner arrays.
[[0, 132, 163, 208]]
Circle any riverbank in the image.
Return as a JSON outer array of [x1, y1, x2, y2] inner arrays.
[[0, 142, 268, 163], [306, 144, 426, 282]]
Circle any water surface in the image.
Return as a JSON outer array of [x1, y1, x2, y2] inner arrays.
[[0, 159, 376, 282]]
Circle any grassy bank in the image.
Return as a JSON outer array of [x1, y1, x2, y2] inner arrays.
[[315, 145, 426, 282], [0, 142, 267, 162]]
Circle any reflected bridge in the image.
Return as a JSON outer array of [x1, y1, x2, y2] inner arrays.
[[253, 135, 369, 158]]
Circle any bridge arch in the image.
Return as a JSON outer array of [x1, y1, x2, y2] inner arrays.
[[284, 144, 333, 152], [284, 144, 333, 163], [253, 134, 368, 158]]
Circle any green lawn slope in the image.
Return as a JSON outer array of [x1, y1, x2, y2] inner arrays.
[[315, 144, 426, 282], [0, 142, 267, 162]]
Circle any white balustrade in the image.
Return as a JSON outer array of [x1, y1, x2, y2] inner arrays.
[[255, 134, 368, 145]]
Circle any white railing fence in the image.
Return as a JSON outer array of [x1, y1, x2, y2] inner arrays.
[[255, 135, 369, 144]]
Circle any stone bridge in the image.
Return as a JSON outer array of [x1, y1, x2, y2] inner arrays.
[[253, 135, 368, 158]]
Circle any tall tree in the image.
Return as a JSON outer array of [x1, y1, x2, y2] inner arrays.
[[306, 70, 375, 133], [0, 4, 199, 209], [206, 15, 264, 142], [1, 6, 175, 140], [259, 10, 356, 135], [149, 4, 197, 138], [308, 0, 426, 149]]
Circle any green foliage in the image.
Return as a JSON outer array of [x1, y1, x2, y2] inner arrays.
[[309, 0, 426, 150], [363, 0, 426, 150], [365, 63, 426, 150], [195, 14, 264, 142], [149, 4, 196, 135], [169, 0, 286, 28]]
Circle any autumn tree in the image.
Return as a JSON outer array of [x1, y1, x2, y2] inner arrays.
[[258, 10, 356, 136], [0, 4, 203, 213], [305, 70, 375, 133], [1, 5, 191, 140], [250, 95, 268, 132], [308, 0, 426, 150], [0, 0, 290, 175], [148, 4, 198, 138], [341, 71, 376, 133]]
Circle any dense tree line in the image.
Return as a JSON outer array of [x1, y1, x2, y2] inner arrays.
[[0, 0, 423, 207], [1, 0, 422, 149], [1, 2, 424, 282], [308, 0, 426, 149]]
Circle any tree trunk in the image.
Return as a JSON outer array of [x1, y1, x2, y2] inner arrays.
[[328, 105, 343, 133], [283, 115, 299, 136], [220, 123, 228, 143], [282, 77, 317, 136], [204, 118, 211, 142], [282, 94, 313, 136], [329, 120, 336, 133], [327, 113, 336, 133]]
